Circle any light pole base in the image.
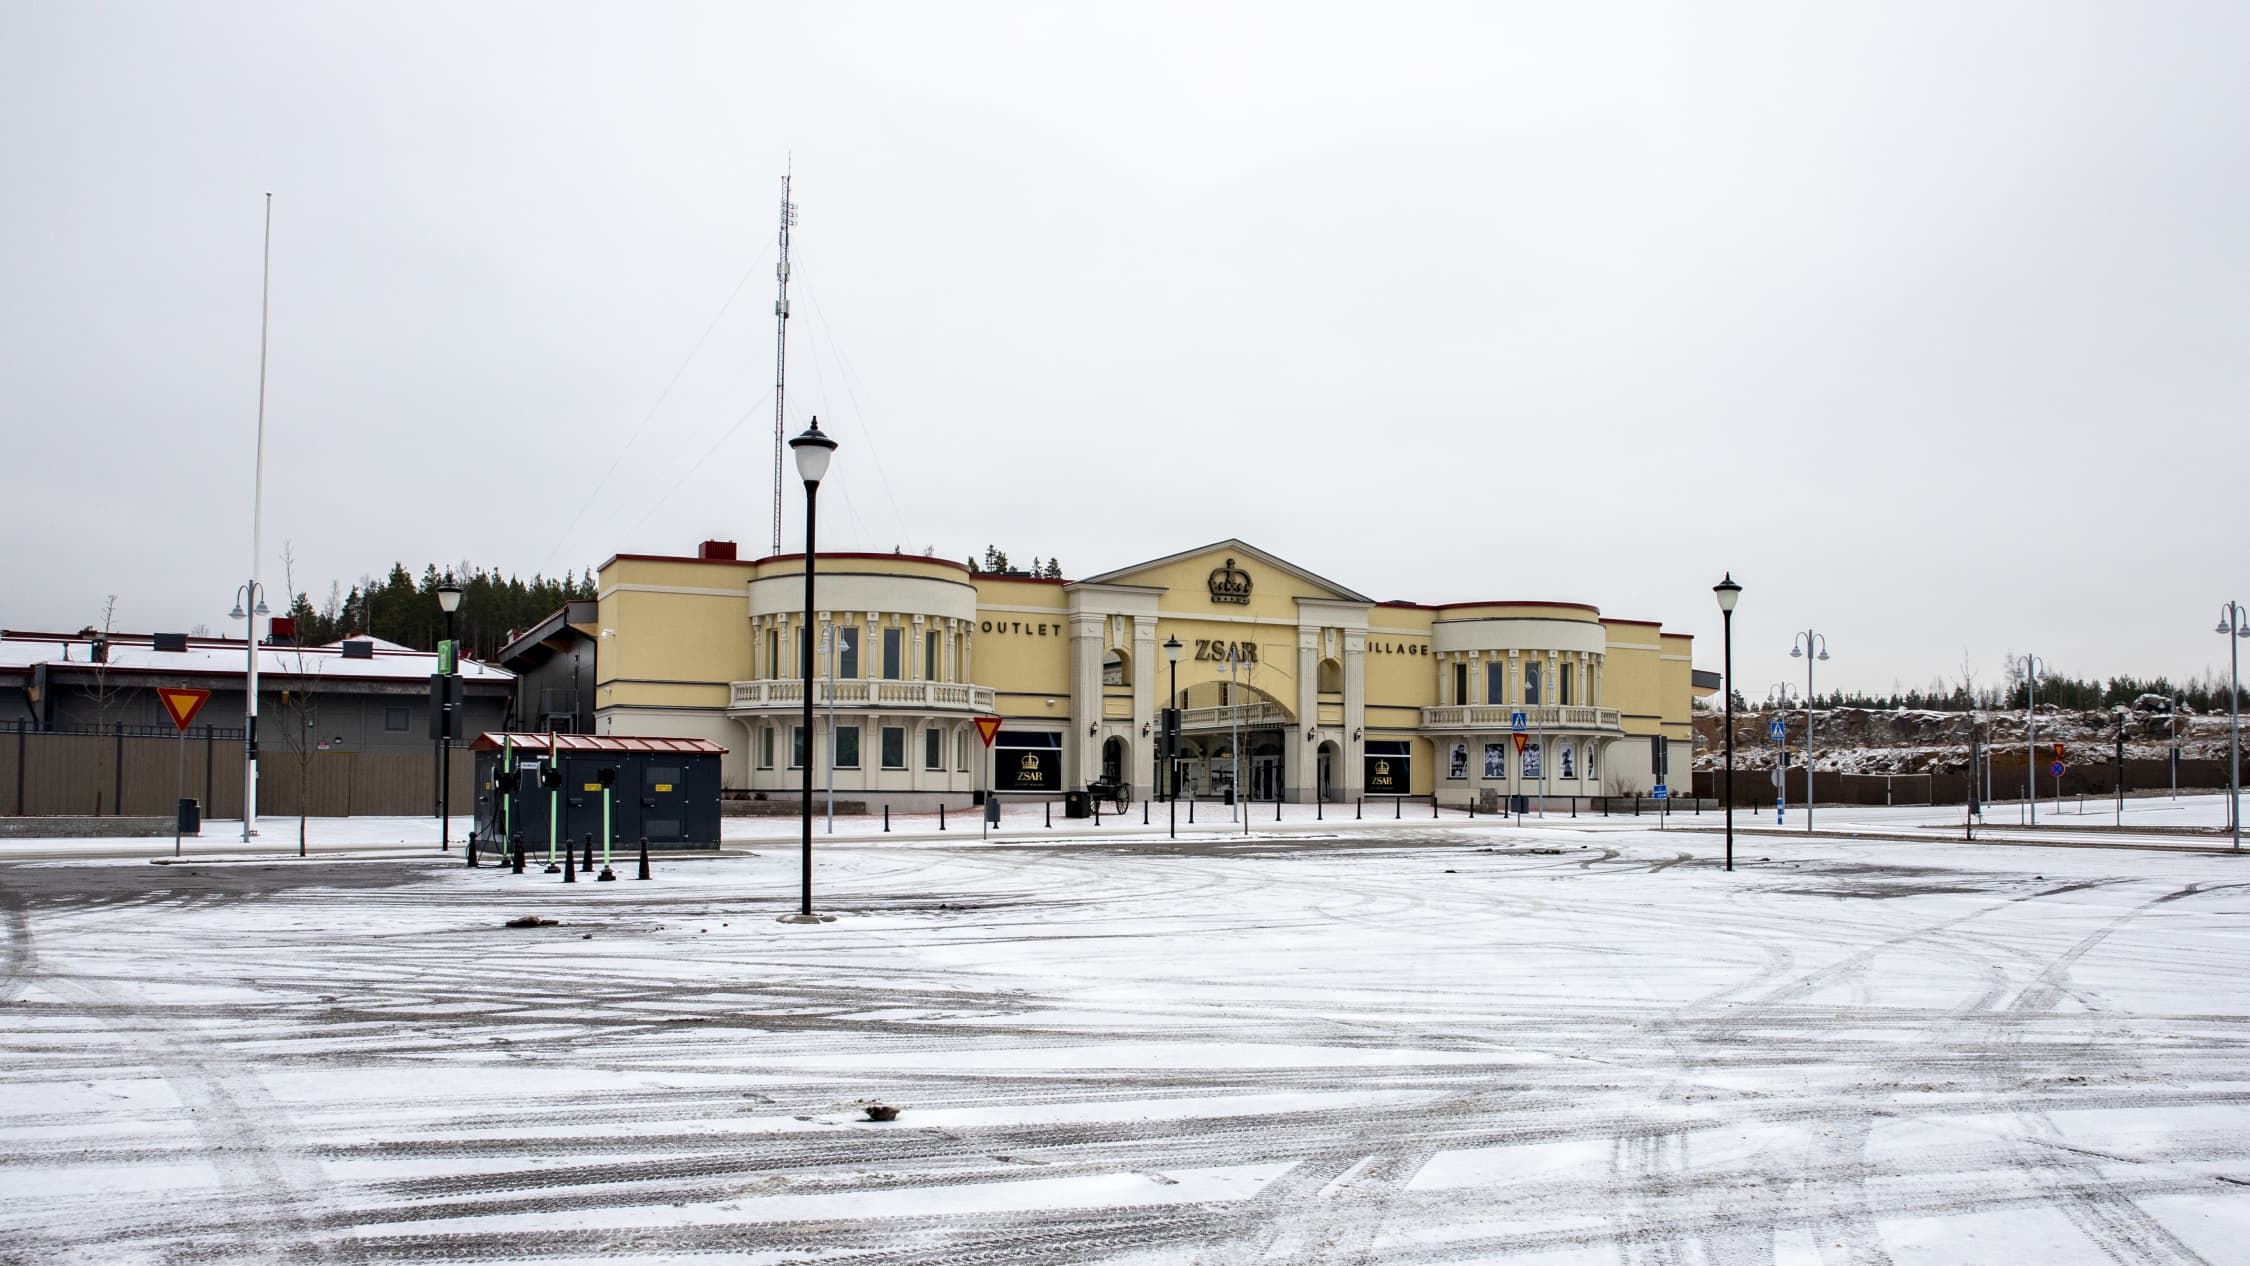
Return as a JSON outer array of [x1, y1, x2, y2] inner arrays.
[[776, 912, 836, 924], [596, 867, 616, 882]]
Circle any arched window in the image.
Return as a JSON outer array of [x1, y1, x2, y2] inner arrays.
[[1318, 658, 1343, 693], [1103, 649, 1131, 686]]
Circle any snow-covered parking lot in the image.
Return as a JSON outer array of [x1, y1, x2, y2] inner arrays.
[[5, 819, 2249, 1264]]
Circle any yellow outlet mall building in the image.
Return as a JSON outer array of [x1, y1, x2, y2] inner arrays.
[[584, 539, 1704, 810]]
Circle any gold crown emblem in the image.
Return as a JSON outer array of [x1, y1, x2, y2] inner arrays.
[[1207, 558, 1252, 605], [1374, 759, 1390, 775], [1021, 753, 1040, 771]]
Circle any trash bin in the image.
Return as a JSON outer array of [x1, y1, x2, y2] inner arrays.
[[177, 797, 201, 835], [1223, 788, 1236, 807], [1064, 791, 1091, 819], [1510, 794, 1528, 816], [971, 789, 987, 806]]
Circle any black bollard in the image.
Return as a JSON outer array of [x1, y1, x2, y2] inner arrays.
[[467, 829, 480, 868], [1276, 795, 1282, 822], [1316, 798, 1323, 820], [1356, 797, 1362, 820], [1190, 799, 1196, 824], [1142, 799, 1149, 825], [1432, 796, 1438, 819], [563, 845, 576, 883], [1095, 799, 1102, 825], [583, 833, 595, 873], [1044, 801, 1051, 828], [511, 832, 525, 874], [1571, 797, 1577, 818], [939, 803, 946, 831], [635, 835, 651, 881], [1468, 801, 1474, 819], [1394, 796, 1400, 820], [883, 804, 890, 833]]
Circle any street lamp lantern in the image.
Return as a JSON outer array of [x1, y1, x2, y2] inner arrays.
[[437, 579, 463, 614], [783, 418, 838, 923], [1713, 573, 1741, 872], [790, 418, 837, 485]]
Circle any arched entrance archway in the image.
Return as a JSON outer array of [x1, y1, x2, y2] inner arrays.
[[1316, 740, 1341, 801], [1101, 735, 1127, 791]]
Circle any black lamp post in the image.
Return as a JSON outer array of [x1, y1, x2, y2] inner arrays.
[[784, 418, 836, 924], [1713, 573, 1741, 871], [437, 575, 463, 853], [1165, 634, 1182, 840], [2219, 601, 2247, 851]]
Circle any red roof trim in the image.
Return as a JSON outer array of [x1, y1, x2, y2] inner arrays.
[[470, 732, 727, 754], [604, 551, 978, 575], [1430, 600, 1602, 614]]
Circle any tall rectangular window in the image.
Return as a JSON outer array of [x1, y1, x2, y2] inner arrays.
[[759, 726, 774, 769], [1453, 663, 1468, 706], [957, 731, 969, 771], [926, 630, 940, 681], [1560, 663, 1574, 705], [881, 725, 906, 769], [1485, 661, 1505, 705], [1525, 663, 1542, 705], [882, 628, 903, 680], [790, 725, 806, 769], [835, 725, 860, 769], [765, 629, 778, 678], [797, 628, 810, 678], [924, 725, 942, 770]]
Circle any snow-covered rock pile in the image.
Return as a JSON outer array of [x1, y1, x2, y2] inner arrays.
[[1691, 703, 2237, 773]]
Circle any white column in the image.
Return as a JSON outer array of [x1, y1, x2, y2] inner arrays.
[[1342, 630, 1366, 799], [1069, 613, 1103, 790], [1292, 626, 1319, 802], [1133, 616, 1156, 798]]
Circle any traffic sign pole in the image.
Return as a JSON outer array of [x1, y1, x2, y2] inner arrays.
[[156, 689, 211, 857], [974, 715, 1001, 840]]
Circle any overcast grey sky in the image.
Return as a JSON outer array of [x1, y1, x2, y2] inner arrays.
[[3, 2, 2245, 697]]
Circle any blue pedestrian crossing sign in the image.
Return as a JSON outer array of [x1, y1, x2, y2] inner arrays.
[[1511, 711, 1528, 732], [1769, 720, 1785, 741], [1653, 784, 1669, 799]]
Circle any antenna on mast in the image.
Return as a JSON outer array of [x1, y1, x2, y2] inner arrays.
[[771, 164, 798, 557]]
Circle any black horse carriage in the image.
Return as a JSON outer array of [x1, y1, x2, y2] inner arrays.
[[1085, 777, 1131, 814]]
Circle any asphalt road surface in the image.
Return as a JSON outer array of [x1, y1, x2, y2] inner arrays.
[[4, 825, 2247, 1263]]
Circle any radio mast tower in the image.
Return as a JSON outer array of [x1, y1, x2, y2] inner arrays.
[[770, 168, 798, 556]]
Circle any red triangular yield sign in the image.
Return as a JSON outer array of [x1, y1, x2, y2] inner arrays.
[[1512, 733, 1528, 753], [973, 716, 1002, 748], [158, 688, 212, 732]]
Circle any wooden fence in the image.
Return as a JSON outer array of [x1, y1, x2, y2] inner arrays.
[[0, 727, 474, 818]]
